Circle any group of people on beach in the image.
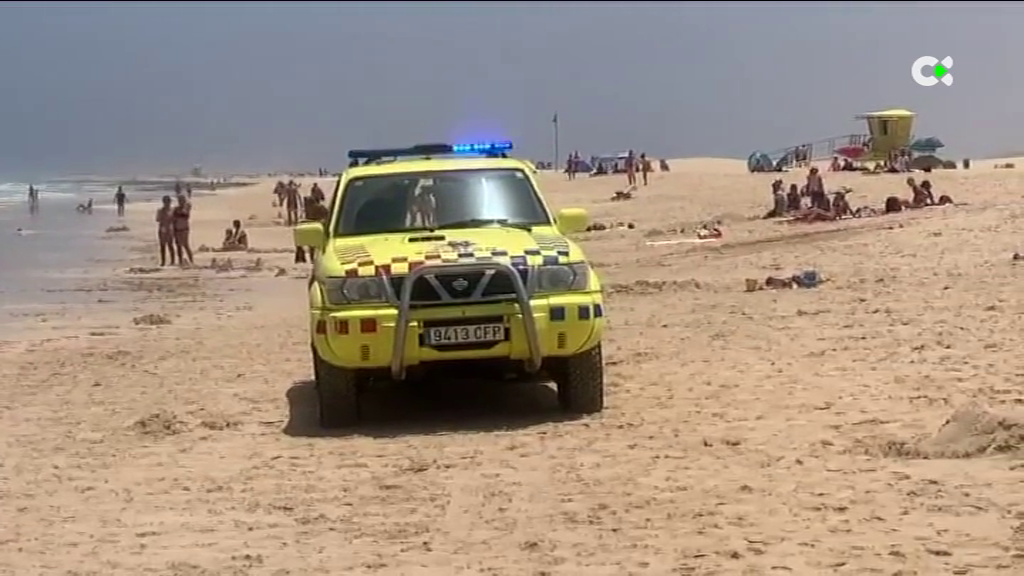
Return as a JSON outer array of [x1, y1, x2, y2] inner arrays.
[[565, 149, 655, 185], [765, 167, 954, 223], [155, 188, 194, 267], [274, 179, 327, 225], [293, 181, 329, 263], [274, 180, 305, 226]]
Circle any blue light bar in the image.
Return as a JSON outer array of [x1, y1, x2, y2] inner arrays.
[[347, 141, 514, 161], [451, 141, 514, 154]]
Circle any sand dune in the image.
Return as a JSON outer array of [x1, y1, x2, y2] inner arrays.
[[3, 160, 1024, 574]]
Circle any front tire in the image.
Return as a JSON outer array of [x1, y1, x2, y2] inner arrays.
[[313, 351, 361, 428], [550, 344, 605, 415]]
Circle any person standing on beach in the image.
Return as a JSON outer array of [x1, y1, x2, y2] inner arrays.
[[186, 183, 192, 199], [114, 186, 127, 217], [273, 181, 285, 207], [625, 150, 637, 187], [309, 182, 325, 205], [155, 195, 176, 267], [284, 181, 301, 226], [172, 193, 194, 266], [27, 185, 38, 215], [806, 167, 826, 210]]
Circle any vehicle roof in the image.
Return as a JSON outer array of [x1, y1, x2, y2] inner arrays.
[[344, 156, 533, 178]]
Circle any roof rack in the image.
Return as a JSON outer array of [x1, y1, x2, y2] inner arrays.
[[347, 141, 513, 166]]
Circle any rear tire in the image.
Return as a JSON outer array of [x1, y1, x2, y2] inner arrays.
[[550, 344, 605, 415], [313, 351, 361, 428]]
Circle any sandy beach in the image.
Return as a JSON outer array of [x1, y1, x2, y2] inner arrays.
[[3, 160, 1024, 575]]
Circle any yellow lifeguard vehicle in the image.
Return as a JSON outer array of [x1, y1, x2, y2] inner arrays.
[[294, 141, 605, 427]]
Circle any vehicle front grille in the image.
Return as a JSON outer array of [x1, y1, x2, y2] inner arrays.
[[389, 267, 529, 303]]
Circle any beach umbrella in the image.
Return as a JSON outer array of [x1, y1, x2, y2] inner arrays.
[[834, 145, 867, 159], [910, 154, 944, 171], [910, 137, 945, 152]]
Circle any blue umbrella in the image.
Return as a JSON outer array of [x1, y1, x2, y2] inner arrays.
[[910, 137, 945, 152]]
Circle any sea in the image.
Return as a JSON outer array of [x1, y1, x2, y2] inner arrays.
[[0, 177, 219, 336]]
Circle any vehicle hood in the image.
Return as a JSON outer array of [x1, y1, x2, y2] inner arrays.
[[326, 226, 582, 277]]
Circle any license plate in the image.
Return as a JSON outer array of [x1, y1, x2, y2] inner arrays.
[[424, 323, 505, 345]]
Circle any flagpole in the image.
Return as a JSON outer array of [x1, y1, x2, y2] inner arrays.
[[552, 112, 559, 172]]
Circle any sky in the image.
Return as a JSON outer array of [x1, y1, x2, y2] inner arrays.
[[0, 1, 1020, 179]]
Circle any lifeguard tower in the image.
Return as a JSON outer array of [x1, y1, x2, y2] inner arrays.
[[854, 108, 916, 163], [747, 108, 919, 172]]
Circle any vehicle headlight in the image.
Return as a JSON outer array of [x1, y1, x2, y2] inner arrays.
[[535, 263, 590, 293], [321, 277, 387, 305]]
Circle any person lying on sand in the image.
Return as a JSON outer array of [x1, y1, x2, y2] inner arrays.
[[696, 223, 723, 239], [786, 191, 853, 223], [853, 206, 881, 218], [611, 188, 634, 202], [788, 207, 837, 223], [220, 219, 249, 251]]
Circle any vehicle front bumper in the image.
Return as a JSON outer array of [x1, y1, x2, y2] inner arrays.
[[310, 293, 604, 378]]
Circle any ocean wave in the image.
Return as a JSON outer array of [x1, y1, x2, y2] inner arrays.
[[0, 181, 118, 208]]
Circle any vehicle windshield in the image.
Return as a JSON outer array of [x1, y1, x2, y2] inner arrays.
[[332, 168, 551, 236]]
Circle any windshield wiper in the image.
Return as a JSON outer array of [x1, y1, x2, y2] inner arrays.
[[438, 218, 535, 232]]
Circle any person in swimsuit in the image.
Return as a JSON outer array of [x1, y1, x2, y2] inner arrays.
[[905, 177, 933, 208], [786, 183, 802, 213], [27, 185, 39, 215], [221, 219, 249, 250], [155, 195, 176, 266], [625, 150, 637, 187], [114, 186, 127, 217], [172, 194, 194, 266], [284, 181, 301, 225], [309, 182, 325, 204], [806, 167, 826, 210], [273, 180, 286, 207]]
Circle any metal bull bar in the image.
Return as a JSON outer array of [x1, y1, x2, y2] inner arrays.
[[390, 261, 542, 381]]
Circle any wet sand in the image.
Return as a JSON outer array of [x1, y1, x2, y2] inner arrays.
[[3, 162, 1024, 574]]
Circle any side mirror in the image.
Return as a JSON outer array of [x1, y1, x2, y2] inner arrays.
[[555, 207, 589, 234], [294, 222, 326, 248]]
